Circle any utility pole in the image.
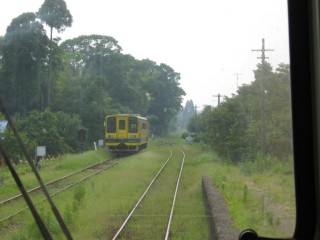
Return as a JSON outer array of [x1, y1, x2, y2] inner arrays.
[[213, 94, 226, 106], [233, 73, 242, 88], [252, 38, 274, 64], [252, 38, 274, 154]]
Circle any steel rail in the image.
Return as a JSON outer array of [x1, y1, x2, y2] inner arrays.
[[0, 162, 118, 222], [112, 148, 173, 240], [0, 157, 114, 206], [165, 147, 185, 240], [0, 98, 69, 239]]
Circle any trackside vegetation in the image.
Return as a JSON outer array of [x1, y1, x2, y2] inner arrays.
[[187, 62, 292, 164], [0, 150, 109, 202], [0, 139, 295, 239], [0, 1, 186, 164]]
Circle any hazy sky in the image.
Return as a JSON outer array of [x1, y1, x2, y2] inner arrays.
[[0, 0, 290, 109]]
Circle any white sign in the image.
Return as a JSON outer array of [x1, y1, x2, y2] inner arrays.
[[36, 146, 46, 157], [98, 139, 104, 146], [185, 135, 193, 144], [0, 121, 8, 133]]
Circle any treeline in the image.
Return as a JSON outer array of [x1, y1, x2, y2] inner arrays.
[[188, 62, 292, 163], [0, 0, 185, 161], [177, 100, 197, 130]]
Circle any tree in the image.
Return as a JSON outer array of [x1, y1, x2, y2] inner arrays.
[[0, 12, 49, 115], [37, 0, 72, 108], [195, 61, 292, 162], [178, 100, 196, 130], [60, 35, 122, 67], [16, 110, 83, 155], [59, 36, 185, 137], [146, 63, 185, 135], [0, 36, 3, 69]]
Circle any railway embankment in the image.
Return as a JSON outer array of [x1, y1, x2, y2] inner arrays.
[[202, 175, 239, 240]]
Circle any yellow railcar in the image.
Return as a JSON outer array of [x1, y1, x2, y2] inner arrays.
[[104, 114, 149, 152]]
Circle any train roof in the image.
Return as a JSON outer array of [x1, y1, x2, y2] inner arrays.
[[105, 114, 148, 120]]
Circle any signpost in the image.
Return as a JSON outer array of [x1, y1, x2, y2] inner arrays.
[[98, 139, 104, 148], [36, 146, 46, 157], [35, 146, 46, 169]]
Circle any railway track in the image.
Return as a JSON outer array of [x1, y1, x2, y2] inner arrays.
[[112, 146, 185, 240], [0, 157, 119, 222]]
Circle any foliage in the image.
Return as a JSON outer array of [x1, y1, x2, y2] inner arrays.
[[16, 110, 84, 155], [0, 12, 49, 114], [0, 141, 295, 239], [59, 37, 186, 137], [37, 0, 72, 32], [145, 63, 186, 135], [54, 111, 84, 150], [0, 4, 186, 155], [37, 0, 72, 108], [177, 99, 196, 130], [194, 62, 292, 162], [52, 74, 113, 143], [0, 124, 36, 163]]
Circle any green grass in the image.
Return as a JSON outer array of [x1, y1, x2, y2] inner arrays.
[[0, 139, 296, 239], [205, 153, 295, 238], [0, 149, 110, 201]]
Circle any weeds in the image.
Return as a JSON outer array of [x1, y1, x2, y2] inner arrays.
[[210, 153, 295, 237], [240, 153, 294, 176], [243, 184, 248, 204], [0, 140, 295, 239], [72, 185, 86, 213]]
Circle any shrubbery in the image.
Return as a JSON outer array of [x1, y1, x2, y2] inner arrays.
[[190, 63, 292, 163], [1, 111, 85, 162]]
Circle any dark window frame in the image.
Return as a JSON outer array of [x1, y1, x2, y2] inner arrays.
[[119, 119, 126, 130], [129, 117, 138, 133], [107, 117, 116, 133], [241, 2, 320, 239]]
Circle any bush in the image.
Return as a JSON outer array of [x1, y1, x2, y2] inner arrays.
[[16, 110, 84, 156], [1, 127, 36, 164]]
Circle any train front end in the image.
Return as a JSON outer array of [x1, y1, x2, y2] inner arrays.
[[104, 114, 149, 153]]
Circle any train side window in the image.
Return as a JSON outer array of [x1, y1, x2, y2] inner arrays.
[[107, 117, 116, 133], [129, 117, 138, 133]]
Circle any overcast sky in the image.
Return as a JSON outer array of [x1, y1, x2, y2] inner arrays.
[[0, 0, 290, 109]]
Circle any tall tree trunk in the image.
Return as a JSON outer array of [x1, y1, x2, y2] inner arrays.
[[47, 26, 53, 109]]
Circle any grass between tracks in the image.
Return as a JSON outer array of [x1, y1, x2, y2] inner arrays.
[[0, 138, 295, 239]]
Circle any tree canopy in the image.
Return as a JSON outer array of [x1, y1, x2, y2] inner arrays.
[[0, 2, 186, 158], [37, 0, 72, 32], [37, 0, 73, 108], [192, 62, 292, 162], [0, 12, 49, 114]]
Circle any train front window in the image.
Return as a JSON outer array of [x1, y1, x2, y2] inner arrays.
[[119, 120, 126, 130], [107, 117, 116, 133], [129, 117, 138, 133]]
